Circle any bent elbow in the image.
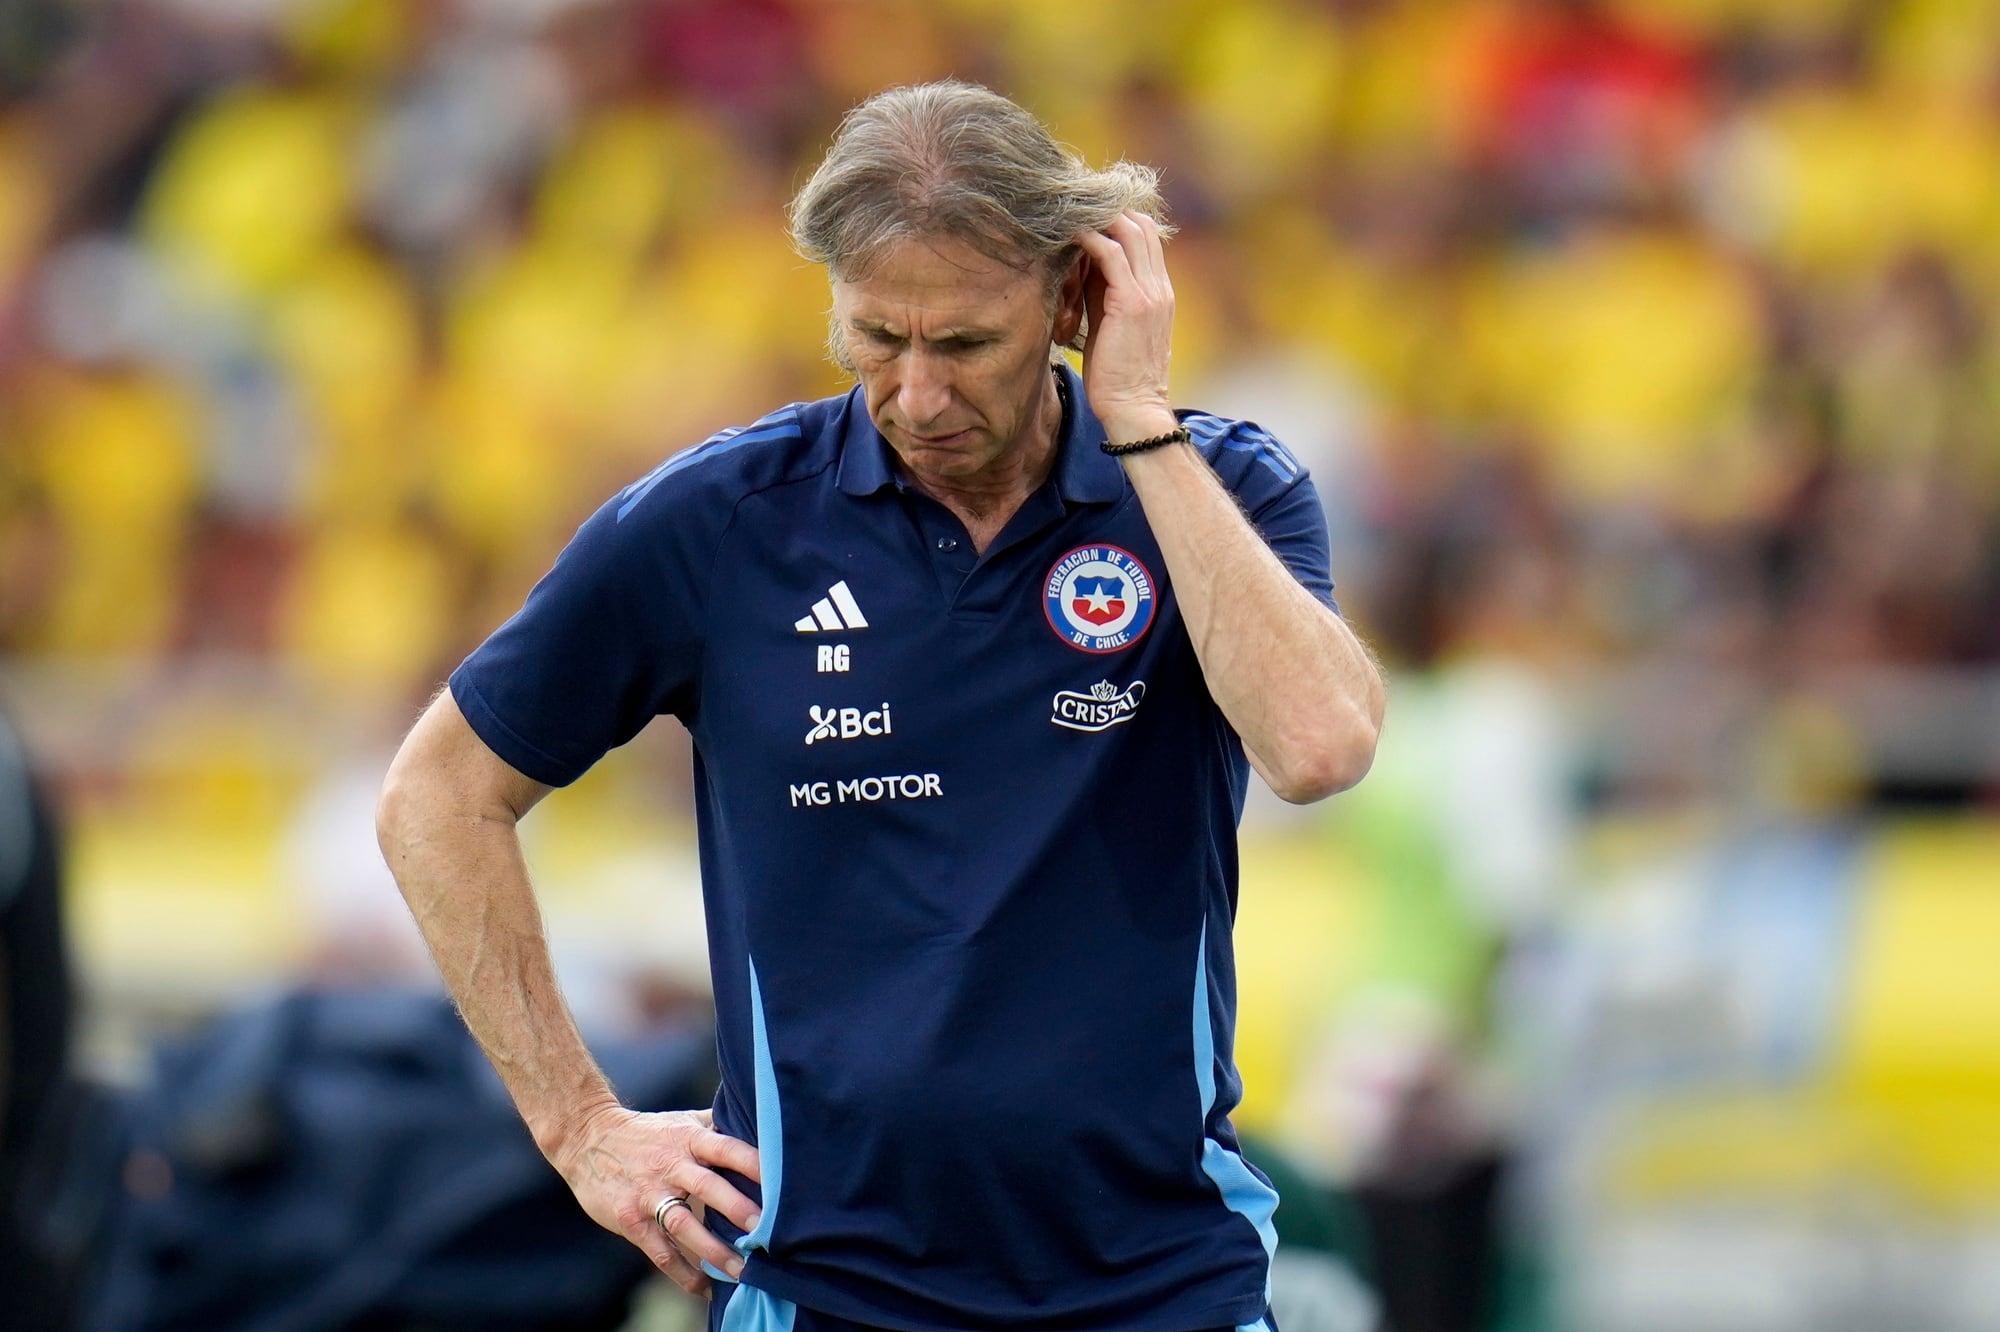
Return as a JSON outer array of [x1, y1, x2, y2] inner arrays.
[[1269, 712, 1381, 805], [374, 764, 416, 864], [375, 744, 444, 867]]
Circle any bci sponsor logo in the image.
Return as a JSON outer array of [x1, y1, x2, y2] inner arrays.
[[789, 773, 942, 807], [805, 702, 891, 745], [1051, 679, 1146, 732]]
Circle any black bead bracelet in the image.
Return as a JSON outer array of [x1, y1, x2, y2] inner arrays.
[[1100, 425, 1192, 457]]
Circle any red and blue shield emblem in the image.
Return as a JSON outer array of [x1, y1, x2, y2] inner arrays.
[[1044, 545, 1156, 653], [1071, 576, 1127, 626]]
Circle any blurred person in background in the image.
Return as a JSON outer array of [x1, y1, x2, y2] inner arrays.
[[0, 705, 83, 1330], [1302, 466, 1578, 1332], [378, 79, 1383, 1332]]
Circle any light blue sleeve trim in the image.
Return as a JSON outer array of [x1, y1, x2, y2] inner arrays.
[[736, 958, 783, 1253], [1193, 918, 1281, 1303], [616, 413, 801, 521]]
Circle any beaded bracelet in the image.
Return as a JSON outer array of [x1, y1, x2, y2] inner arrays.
[[1100, 425, 1192, 457]]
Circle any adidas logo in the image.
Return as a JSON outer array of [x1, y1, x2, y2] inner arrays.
[[794, 581, 869, 633]]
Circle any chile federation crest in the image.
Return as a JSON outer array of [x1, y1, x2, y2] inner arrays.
[[1044, 544, 1157, 653]]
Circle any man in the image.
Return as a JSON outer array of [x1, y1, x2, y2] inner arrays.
[[378, 81, 1384, 1332]]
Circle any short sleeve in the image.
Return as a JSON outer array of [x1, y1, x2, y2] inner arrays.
[[1192, 416, 1340, 615], [449, 492, 711, 788]]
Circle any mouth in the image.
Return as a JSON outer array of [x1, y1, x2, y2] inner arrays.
[[908, 429, 974, 446]]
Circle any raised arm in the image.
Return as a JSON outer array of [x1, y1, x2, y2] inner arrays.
[[376, 690, 760, 1295], [1075, 214, 1385, 802]]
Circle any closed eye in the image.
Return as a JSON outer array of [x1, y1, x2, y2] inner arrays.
[[852, 327, 991, 353]]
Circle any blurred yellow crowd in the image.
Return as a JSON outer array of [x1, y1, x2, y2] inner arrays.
[[2, 0, 1994, 717]]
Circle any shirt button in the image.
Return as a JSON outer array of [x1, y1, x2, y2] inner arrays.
[[936, 536, 960, 553]]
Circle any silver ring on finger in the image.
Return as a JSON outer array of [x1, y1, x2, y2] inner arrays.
[[654, 1194, 692, 1230]]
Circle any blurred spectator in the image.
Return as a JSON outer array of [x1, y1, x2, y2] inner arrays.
[[282, 741, 437, 984], [0, 705, 81, 1329], [1454, 0, 1705, 226], [1300, 465, 1577, 1332]]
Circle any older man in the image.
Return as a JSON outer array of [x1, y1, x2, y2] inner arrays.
[[378, 81, 1383, 1332]]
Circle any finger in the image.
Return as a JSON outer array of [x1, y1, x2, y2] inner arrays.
[[1113, 213, 1174, 297], [658, 1241, 715, 1298], [1130, 213, 1170, 287], [1073, 227, 1135, 289], [688, 1126, 763, 1183], [631, 1207, 712, 1297], [660, 1196, 749, 1280], [1104, 211, 1163, 282], [664, 1157, 763, 1234]]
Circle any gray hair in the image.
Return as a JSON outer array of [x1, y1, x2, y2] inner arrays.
[[790, 80, 1170, 360]]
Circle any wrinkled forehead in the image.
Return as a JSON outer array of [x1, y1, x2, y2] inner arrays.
[[830, 233, 1060, 321]]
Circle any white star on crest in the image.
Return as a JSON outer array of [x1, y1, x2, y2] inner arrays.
[[1082, 586, 1115, 615]]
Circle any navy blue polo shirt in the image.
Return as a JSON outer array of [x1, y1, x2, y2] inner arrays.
[[450, 364, 1337, 1332]]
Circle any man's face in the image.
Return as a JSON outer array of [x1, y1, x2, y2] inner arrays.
[[831, 234, 1083, 486]]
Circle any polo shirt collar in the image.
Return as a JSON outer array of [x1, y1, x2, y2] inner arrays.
[[834, 362, 1128, 507], [1051, 362, 1127, 506], [834, 385, 895, 496]]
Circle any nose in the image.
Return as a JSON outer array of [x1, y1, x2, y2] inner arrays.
[[896, 347, 953, 429]]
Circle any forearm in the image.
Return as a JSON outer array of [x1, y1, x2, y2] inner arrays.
[[1118, 436, 1384, 801], [378, 696, 762, 1297], [377, 720, 617, 1167]]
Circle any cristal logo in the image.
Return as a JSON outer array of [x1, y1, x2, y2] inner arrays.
[[805, 702, 893, 745], [1050, 679, 1146, 732]]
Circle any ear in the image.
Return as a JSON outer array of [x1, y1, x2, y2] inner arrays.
[[1051, 251, 1087, 348]]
